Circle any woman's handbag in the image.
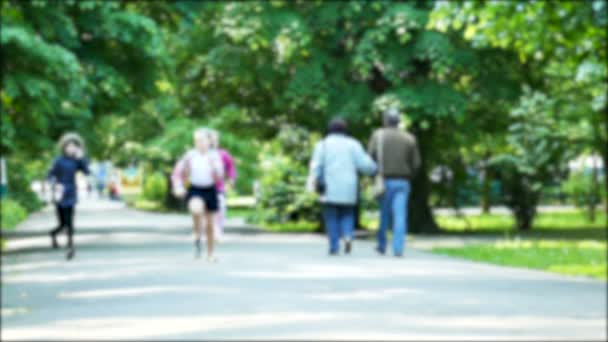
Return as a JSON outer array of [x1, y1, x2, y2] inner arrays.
[[315, 140, 326, 195], [372, 130, 385, 199]]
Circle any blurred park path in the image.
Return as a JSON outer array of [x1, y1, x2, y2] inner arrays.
[[2, 198, 606, 340]]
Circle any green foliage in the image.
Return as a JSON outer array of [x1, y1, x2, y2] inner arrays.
[[1, 198, 28, 230], [1, 0, 167, 158], [141, 172, 167, 203]]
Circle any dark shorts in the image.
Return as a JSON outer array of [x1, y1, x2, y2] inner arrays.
[[187, 185, 219, 212]]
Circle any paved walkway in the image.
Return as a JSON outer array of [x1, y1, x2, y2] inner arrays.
[[2, 198, 606, 340]]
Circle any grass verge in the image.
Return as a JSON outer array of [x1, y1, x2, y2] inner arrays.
[[260, 221, 318, 233], [432, 239, 607, 280]]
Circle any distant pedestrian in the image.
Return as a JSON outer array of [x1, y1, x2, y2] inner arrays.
[[48, 132, 90, 260], [172, 128, 224, 262], [368, 108, 421, 257], [309, 117, 377, 255], [93, 161, 110, 198], [208, 129, 237, 242]]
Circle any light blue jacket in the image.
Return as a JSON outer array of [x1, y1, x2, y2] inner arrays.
[[309, 133, 377, 205]]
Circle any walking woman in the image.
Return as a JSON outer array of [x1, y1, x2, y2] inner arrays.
[[208, 129, 237, 242], [309, 118, 377, 255], [48, 132, 90, 260], [171, 128, 224, 262]]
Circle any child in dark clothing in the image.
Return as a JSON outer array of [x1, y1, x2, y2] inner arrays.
[[48, 133, 90, 260]]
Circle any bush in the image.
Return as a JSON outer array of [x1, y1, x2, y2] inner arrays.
[[252, 124, 322, 225], [6, 156, 44, 213], [562, 170, 606, 210], [141, 172, 167, 202], [1, 198, 28, 230]]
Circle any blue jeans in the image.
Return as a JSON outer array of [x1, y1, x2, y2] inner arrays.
[[377, 179, 411, 255], [322, 205, 355, 253]]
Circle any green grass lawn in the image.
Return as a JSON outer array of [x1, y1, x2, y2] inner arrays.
[[433, 239, 607, 280]]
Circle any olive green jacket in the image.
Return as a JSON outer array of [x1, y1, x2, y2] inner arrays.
[[368, 127, 421, 180]]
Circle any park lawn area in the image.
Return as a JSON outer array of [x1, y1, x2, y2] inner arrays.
[[433, 239, 607, 280], [259, 221, 318, 233], [228, 206, 256, 219]]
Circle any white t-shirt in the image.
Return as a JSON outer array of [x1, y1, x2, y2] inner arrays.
[[187, 149, 223, 187]]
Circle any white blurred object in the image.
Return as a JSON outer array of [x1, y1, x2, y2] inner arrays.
[[568, 154, 604, 171], [51, 183, 64, 204]]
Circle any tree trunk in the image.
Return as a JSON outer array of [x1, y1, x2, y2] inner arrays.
[[481, 166, 492, 214], [408, 137, 440, 234], [409, 167, 440, 234]]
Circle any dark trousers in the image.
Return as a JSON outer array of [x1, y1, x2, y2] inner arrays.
[[322, 205, 355, 253], [52, 205, 75, 248]]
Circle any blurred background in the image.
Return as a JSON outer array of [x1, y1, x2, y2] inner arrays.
[[1, 0, 606, 278]]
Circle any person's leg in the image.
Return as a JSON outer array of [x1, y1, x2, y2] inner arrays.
[[205, 211, 215, 260], [376, 183, 393, 254], [391, 181, 411, 256], [66, 206, 75, 260], [322, 205, 340, 254], [340, 206, 355, 254], [202, 187, 219, 262], [50, 205, 65, 248], [189, 197, 204, 258], [193, 213, 203, 258]]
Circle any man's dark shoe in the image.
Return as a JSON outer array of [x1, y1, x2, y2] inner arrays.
[[344, 240, 352, 254], [394, 253, 403, 258], [329, 250, 339, 256], [375, 246, 385, 255]]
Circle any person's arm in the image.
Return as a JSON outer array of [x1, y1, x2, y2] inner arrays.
[[211, 152, 224, 181], [171, 152, 189, 197], [367, 131, 377, 161], [78, 158, 90, 176], [354, 141, 377, 176], [47, 158, 59, 182], [306, 141, 322, 192], [222, 150, 237, 184]]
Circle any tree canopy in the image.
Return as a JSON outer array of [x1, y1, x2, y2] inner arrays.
[[2, 0, 606, 230]]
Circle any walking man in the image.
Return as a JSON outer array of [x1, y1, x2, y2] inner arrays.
[[368, 108, 421, 257]]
